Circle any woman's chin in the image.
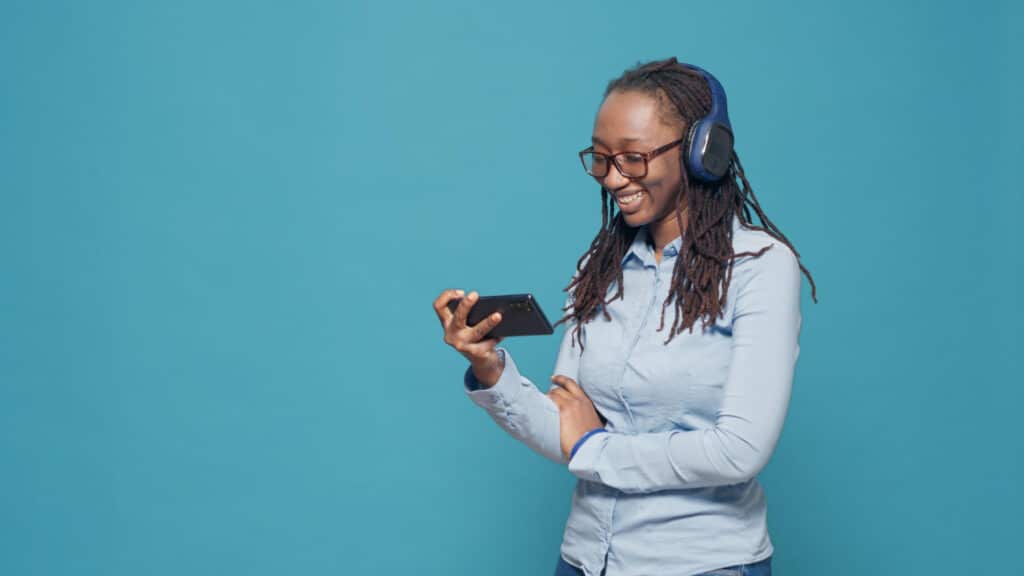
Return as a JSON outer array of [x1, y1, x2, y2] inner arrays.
[[620, 210, 650, 227]]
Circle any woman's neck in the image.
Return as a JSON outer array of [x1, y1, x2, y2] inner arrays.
[[647, 204, 689, 262]]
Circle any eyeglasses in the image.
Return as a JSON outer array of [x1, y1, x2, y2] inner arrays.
[[578, 138, 685, 180]]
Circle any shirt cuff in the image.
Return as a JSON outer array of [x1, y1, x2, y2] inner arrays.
[[567, 428, 610, 483], [570, 427, 607, 460]]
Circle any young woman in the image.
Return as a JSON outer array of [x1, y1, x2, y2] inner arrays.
[[432, 57, 816, 576]]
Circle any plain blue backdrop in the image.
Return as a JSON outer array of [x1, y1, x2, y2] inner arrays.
[[2, 1, 1021, 574]]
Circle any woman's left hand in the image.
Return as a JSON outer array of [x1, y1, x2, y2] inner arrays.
[[548, 375, 605, 461]]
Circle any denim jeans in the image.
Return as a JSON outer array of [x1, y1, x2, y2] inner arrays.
[[553, 554, 772, 576]]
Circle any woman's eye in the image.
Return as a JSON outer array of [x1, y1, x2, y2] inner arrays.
[[622, 153, 645, 164]]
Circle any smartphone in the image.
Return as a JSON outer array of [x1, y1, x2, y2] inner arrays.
[[446, 293, 554, 339]]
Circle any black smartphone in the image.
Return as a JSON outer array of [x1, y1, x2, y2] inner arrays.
[[446, 293, 554, 339]]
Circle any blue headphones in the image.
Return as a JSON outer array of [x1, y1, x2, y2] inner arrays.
[[677, 62, 734, 182]]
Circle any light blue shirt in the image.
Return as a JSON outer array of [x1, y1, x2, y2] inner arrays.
[[464, 216, 802, 576]]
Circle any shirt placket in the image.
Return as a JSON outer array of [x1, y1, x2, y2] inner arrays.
[[617, 258, 660, 434]]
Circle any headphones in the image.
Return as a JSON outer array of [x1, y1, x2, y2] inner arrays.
[[676, 62, 734, 182]]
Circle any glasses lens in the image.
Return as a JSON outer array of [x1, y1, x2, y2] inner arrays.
[[582, 152, 608, 177], [615, 153, 647, 178]]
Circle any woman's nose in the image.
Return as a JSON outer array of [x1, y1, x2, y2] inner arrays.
[[601, 162, 631, 191]]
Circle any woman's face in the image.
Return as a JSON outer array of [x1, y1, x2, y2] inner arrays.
[[590, 90, 685, 234]]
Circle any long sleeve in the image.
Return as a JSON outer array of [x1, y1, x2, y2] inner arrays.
[[567, 244, 802, 493], [463, 296, 581, 465]]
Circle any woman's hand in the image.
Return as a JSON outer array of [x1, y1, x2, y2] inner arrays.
[[433, 289, 505, 388], [548, 375, 605, 461]]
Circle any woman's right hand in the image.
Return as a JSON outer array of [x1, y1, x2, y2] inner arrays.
[[432, 289, 505, 388]]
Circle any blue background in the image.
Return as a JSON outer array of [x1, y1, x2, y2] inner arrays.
[[2, 1, 1021, 574]]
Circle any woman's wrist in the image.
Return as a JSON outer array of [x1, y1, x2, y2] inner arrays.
[[470, 348, 506, 389]]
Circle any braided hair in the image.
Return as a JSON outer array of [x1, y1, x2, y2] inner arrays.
[[554, 57, 817, 350]]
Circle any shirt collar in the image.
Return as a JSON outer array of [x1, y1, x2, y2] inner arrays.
[[622, 215, 742, 267], [622, 226, 684, 267]]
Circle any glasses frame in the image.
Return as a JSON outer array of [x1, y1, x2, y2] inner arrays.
[[578, 138, 685, 180]]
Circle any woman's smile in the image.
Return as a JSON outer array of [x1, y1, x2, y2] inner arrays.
[[615, 189, 647, 211]]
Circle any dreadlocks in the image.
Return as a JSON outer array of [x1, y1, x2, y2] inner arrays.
[[554, 57, 817, 350]]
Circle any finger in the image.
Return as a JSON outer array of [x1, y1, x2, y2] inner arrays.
[[548, 386, 571, 403], [546, 388, 566, 408], [470, 311, 503, 341], [433, 288, 465, 325], [551, 375, 584, 397], [456, 337, 501, 360], [452, 290, 477, 329]]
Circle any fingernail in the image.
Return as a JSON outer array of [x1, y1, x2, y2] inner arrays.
[[456, 289, 464, 296]]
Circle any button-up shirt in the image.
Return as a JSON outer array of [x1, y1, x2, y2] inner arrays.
[[463, 215, 802, 576]]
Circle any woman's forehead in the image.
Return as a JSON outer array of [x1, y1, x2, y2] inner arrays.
[[592, 90, 676, 146]]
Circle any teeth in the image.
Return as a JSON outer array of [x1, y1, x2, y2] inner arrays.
[[618, 191, 644, 204]]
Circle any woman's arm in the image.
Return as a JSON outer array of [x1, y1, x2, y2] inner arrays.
[[567, 244, 802, 492], [463, 296, 580, 465]]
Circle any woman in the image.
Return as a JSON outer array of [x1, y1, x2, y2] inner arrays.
[[432, 57, 816, 576]]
